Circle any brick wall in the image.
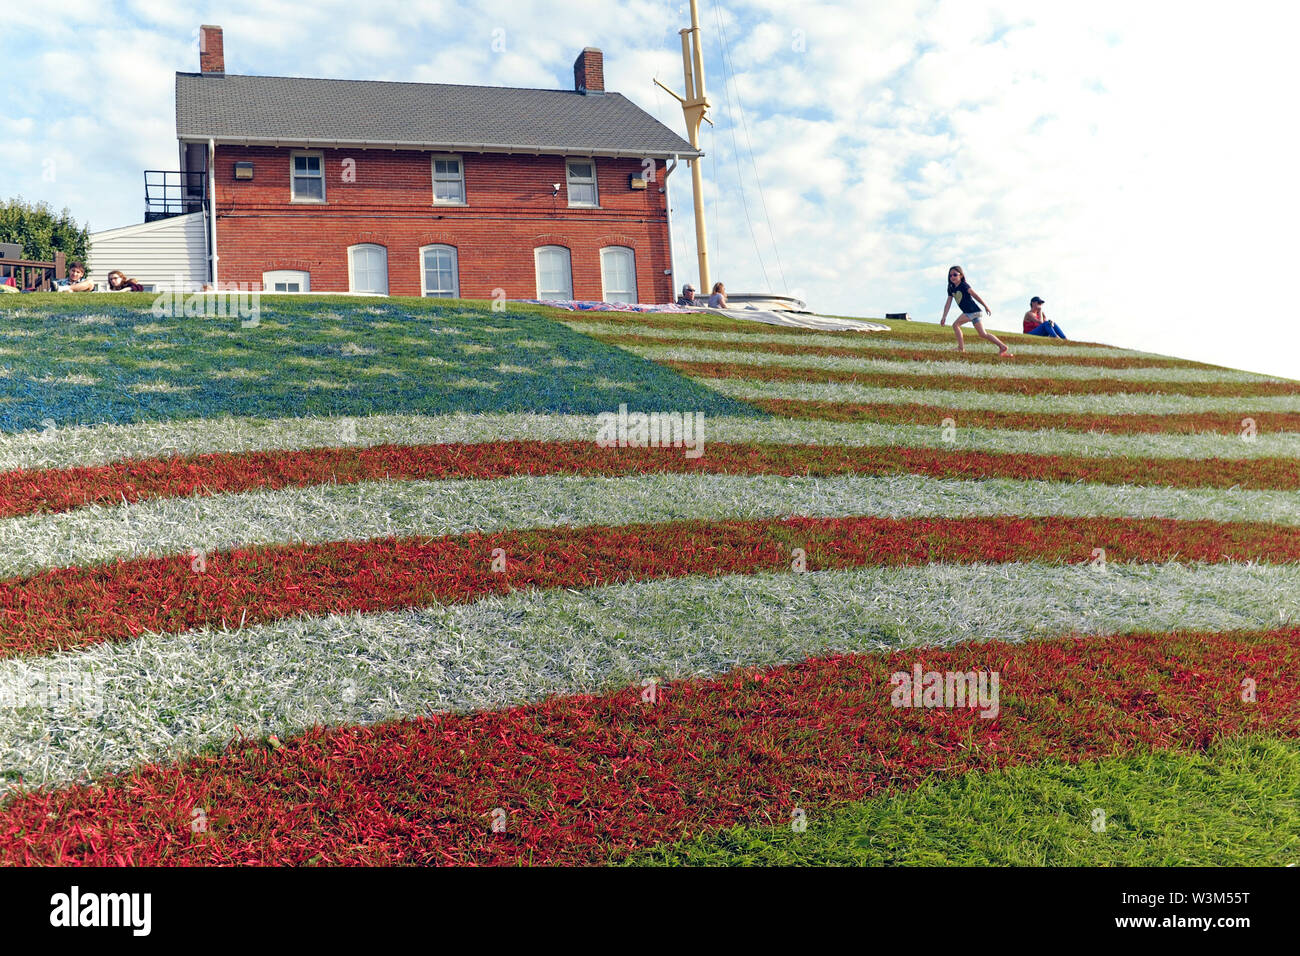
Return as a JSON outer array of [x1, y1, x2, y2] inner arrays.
[[212, 146, 676, 302]]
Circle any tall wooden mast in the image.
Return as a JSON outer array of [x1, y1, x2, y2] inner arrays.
[[655, 0, 712, 296]]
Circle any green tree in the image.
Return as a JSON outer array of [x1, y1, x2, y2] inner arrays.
[[0, 197, 91, 265]]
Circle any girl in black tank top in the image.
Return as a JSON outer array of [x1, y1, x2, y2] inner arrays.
[[940, 265, 1013, 357]]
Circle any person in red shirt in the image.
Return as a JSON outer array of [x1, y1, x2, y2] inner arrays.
[[1022, 296, 1067, 339]]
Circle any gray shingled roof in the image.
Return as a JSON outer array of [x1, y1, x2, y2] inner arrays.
[[175, 73, 700, 158]]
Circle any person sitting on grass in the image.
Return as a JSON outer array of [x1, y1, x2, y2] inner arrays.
[[1022, 296, 1067, 339], [940, 265, 1013, 357], [106, 270, 144, 292], [676, 283, 697, 306], [54, 262, 95, 292]]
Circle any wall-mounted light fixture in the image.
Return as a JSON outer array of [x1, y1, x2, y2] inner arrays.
[[233, 162, 254, 180]]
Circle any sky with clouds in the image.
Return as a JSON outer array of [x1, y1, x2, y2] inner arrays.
[[2, 0, 1297, 377]]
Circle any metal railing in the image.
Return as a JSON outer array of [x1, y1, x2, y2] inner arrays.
[[144, 169, 207, 222], [0, 251, 66, 292]]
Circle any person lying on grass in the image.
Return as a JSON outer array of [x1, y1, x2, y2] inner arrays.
[[1023, 296, 1067, 339], [54, 262, 95, 293], [941, 265, 1013, 357], [106, 270, 144, 292]]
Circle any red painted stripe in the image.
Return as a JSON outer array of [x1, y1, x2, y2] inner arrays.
[[4, 440, 1298, 520], [0, 627, 1294, 865], [3, 515, 1298, 658], [664, 359, 1300, 397], [750, 398, 1300, 435]]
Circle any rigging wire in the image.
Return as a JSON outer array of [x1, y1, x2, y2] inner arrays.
[[711, 0, 771, 291], [653, 20, 686, 291], [707, 119, 720, 277], [713, 1, 789, 292]]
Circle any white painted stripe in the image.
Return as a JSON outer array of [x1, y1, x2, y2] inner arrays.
[[701, 378, 1300, 414], [625, 344, 1282, 384], [0, 413, 601, 472], [2, 413, 1296, 474], [1, 472, 1296, 577], [562, 321, 1176, 361], [4, 561, 1296, 794]]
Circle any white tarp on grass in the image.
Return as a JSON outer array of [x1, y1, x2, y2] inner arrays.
[[523, 299, 889, 333], [710, 307, 889, 332]]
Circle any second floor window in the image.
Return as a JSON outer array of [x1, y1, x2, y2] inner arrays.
[[566, 160, 598, 207], [432, 156, 465, 204], [291, 151, 325, 202]]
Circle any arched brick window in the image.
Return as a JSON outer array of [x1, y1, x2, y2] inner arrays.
[[600, 246, 637, 303], [534, 245, 572, 299], [420, 244, 459, 298], [348, 243, 388, 295]]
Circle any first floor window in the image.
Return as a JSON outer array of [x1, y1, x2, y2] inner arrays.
[[262, 269, 310, 293], [421, 244, 460, 297], [565, 160, 598, 207], [291, 151, 325, 202], [600, 246, 637, 304], [534, 245, 573, 299], [349, 243, 388, 294], [432, 156, 465, 204]]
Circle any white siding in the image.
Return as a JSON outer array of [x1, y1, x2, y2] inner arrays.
[[87, 212, 208, 291]]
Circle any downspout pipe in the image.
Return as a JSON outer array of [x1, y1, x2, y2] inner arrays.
[[207, 138, 218, 289], [662, 155, 679, 303]]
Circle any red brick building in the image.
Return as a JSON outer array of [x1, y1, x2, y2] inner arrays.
[[171, 25, 699, 302]]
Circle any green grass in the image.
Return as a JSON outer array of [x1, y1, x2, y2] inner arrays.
[[0, 294, 763, 432], [620, 736, 1300, 866]]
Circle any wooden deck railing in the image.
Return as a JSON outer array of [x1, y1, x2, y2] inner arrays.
[[0, 252, 66, 292]]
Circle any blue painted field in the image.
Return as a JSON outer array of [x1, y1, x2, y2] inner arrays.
[[0, 295, 763, 431]]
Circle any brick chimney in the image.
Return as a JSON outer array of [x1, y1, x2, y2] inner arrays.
[[200, 25, 225, 74], [573, 48, 604, 94]]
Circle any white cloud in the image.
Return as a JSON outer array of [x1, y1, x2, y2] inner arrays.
[[659, 0, 1300, 377]]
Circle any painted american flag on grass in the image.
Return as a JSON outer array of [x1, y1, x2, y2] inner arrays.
[[0, 298, 1296, 864]]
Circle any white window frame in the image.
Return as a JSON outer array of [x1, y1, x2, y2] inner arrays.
[[262, 269, 311, 293], [599, 246, 638, 304], [347, 243, 389, 295], [431, 154, 466, 206], [534, 245, 573, 300], [420, 244, 460, 298], [565, 159, 599, 208], [290, 150, 326, 203]]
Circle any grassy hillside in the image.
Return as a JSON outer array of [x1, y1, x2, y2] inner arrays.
[[0, 293, 1294, 866]]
